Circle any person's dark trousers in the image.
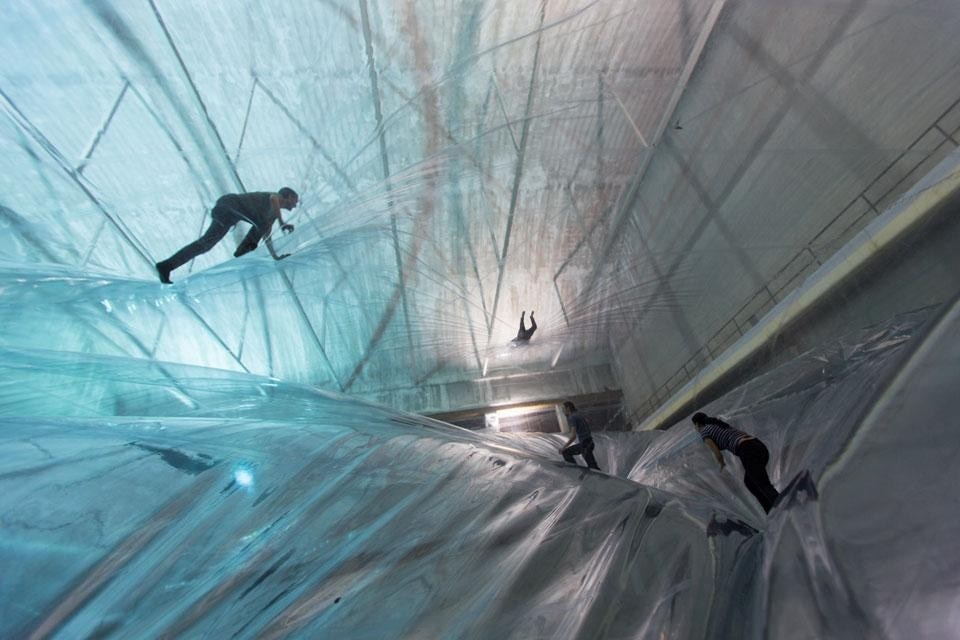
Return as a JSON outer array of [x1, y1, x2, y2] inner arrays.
[[737, 438, 779, 512], [515, 314, 537, 341], [562, 438, 600, 470], [158, 205, 241, 271], [234, 225, 265, 257], [525, 318, 536, 340]]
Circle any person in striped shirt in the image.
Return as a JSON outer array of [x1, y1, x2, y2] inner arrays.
[[691, 412, 780, 513]]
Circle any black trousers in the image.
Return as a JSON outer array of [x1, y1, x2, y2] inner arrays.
[[562, 438, 600, 470], [736, 438, 779, 512], [160, 204, 264, 270], [515, 314, 537, 341]]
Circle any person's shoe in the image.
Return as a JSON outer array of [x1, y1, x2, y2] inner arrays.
[[156, 261, 172, 284]]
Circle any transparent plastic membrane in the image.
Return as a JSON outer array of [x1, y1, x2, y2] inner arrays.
[[3, 302, 959, 638], [4, 0, 960, 400], [4, 0, 960, 637]]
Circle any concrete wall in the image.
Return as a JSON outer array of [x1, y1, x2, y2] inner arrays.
[[613, 105, 960, 428], [630, 152, 960, 430]]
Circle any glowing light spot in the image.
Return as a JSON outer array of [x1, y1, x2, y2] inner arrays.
[[234, 469, 254, 487]]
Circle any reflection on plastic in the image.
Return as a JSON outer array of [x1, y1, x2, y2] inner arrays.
[[2, 306, 960, 638]]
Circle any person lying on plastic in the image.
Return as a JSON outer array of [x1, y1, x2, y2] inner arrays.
[[559, 400, 600, 470], [691, 412, 780, 513], [155, 187, 299, 284], [511, 310, 537, 344]]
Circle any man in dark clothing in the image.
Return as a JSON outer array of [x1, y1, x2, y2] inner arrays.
[[155, 187, 299, 283], [691, 412, 780, 512], [559, 400, 600, 470], [511, 310, 537, 343]]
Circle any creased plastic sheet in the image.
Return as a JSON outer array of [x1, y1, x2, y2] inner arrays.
[[1, 358, 748, 639], [2, 303, 960, 639]]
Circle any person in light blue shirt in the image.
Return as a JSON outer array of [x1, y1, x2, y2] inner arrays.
[[692, 412, 780, 512], [559, 400, 600, 470]]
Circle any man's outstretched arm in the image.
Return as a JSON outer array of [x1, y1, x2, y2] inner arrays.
[[263, 231, 290, 261], [270, 194, 295, 233]]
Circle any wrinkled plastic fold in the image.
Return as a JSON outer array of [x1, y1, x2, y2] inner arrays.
[[3, 303, 959, 638]]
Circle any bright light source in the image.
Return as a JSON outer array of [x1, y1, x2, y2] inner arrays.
[[493, 403, 554, 420], [496, 405, 540, 419], [486, 403, 556, 432], [234, 468, 254, 487]]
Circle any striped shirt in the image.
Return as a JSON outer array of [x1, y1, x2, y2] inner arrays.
[[696, 418, 751, 454]]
